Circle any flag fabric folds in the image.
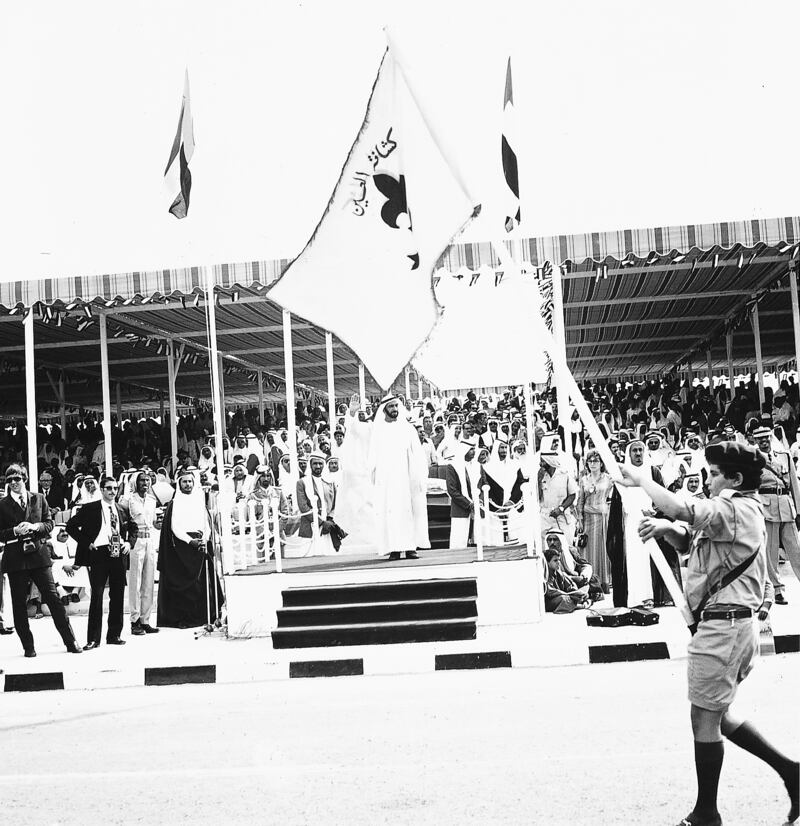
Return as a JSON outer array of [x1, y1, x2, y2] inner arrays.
[[501, 58, 520, 233], [267, 48, 479, 390], [412, 270, 548, 390], [164, 70, 195, 219]]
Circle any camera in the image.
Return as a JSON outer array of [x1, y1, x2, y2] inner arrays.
[[22, 539, 37, 554], [109, 533, 121, 558]]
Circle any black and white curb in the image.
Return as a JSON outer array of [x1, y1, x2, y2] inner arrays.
[[3, 634, 798, 693]]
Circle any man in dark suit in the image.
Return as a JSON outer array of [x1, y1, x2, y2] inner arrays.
[[65, 475, 137, 649], [0, 463, 82, 657]]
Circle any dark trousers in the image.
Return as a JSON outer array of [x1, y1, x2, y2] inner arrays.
[[7, 566, 77, 653], [87, 548, 127, 644]]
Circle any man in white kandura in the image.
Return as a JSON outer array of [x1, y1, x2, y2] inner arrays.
[[366, 394, 430, 560]]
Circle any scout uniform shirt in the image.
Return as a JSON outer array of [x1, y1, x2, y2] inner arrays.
[[684, 489, 767, 614], [760, 451, 797, 523]]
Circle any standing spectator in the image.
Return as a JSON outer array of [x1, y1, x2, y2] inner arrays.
[[754, 426, 800, 605], [575, 450, 613, 593], [121, 471, 159, 636], [65, 476, 137, 649], [157, 470, 219, 629], [538, 435, 578, 547], [293, 453, 343, 557], [446, 442, 476, 549], [0, 463, 82, 656]]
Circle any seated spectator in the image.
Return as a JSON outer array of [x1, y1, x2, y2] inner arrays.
[[543, 547, 591, 613], [545, 529, 604, 603]]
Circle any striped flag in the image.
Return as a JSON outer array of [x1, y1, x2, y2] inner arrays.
[[164, 70, 195, 219], [501, 57, 520, 233], [268, 47, 479, 390]]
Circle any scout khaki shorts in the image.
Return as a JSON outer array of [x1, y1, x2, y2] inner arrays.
[[687, 617, 758, 711]]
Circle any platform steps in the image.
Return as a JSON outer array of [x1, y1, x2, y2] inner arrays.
[[271, 577, 478, 649]]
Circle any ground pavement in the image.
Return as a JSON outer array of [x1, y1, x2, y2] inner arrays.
[[1, 655, 798, 825], [1, 567, 798, 690]]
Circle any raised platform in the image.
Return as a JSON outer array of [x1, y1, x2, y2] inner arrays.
[[232, 544, 530, 576], [224, 545, 543, 640]]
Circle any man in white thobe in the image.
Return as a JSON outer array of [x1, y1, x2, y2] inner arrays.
[[367, 394, 430, 560]]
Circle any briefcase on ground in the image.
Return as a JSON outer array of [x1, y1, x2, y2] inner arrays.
[[586, 607, 633, 628], [629, 607, 660, 626]]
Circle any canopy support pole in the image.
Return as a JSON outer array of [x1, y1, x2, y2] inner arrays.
[[325, 332, 336, 436], [726, 330, 735, 394], [687, 357, 693, 388], [404, 366, 411, 401], [203, 265, 233, 576], [58, 374, 66, 435], [257, 370, 264, 427], [24, 311, 38, 492], [166, 339, 179, 473], [217, 355, 226, 428], [790, 265, 800, 374], [282, 309, 298, 477], [99, 314, 113, 478], [115, 382, 123, 428], [751, 301, 765, 408], [523, 381, 541, 561], [159, 393, 165, 425], [706, 348, 713, 390], [357, 360, 366, 405]]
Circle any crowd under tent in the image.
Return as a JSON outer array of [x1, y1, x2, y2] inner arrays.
[[0, 214, 797, 424]]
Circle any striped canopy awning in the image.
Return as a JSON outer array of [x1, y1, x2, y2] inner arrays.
[[2, 216, 797, 312], [0, 214, 796, 416]]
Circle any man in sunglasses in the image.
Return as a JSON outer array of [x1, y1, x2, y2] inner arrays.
[[0, 463, 82, 656], [65, 476, 138, 649]]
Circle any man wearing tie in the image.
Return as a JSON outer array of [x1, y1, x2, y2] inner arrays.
[[0, 463, 82, 657], [65, 476, 137, 649]]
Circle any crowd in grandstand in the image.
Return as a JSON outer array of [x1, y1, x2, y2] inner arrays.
[[0, 373, 798, 653]]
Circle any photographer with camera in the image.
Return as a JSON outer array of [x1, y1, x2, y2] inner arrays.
[[65, 476, 138, 649], [0, 463, 82, 657]]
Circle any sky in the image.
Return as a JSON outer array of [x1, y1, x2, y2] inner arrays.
[[2, 0, 799, 283]]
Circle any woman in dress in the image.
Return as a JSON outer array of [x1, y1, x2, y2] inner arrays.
[[575, 449, 613, 593]]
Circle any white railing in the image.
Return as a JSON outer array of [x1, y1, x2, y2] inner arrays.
[[468, 480, 543, 561], [214, 492, 326, 575]]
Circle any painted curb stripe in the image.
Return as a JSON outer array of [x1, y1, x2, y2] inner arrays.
[[588, 642, 670, 664], [4, 671, 64, 692], [435, 651, 512, 670], [774, 634, 800, 654], [289, 659, 364, 678], [144, 665, 216, 686]]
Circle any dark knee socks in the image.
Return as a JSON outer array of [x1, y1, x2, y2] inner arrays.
[[725, 721, 799, 821], [725, 720, 794, 777], [693, 740, 724, 822]]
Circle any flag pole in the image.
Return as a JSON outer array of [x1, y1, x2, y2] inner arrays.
[[282, 309, 299, 478], [489, 239, 692, 626]]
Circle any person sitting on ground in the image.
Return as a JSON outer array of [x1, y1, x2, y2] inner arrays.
[[544, 529, 604, 604], [543, 547, 591, 613]]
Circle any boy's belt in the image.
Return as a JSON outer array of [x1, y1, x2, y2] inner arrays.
[[700, 606, 752, 621]]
